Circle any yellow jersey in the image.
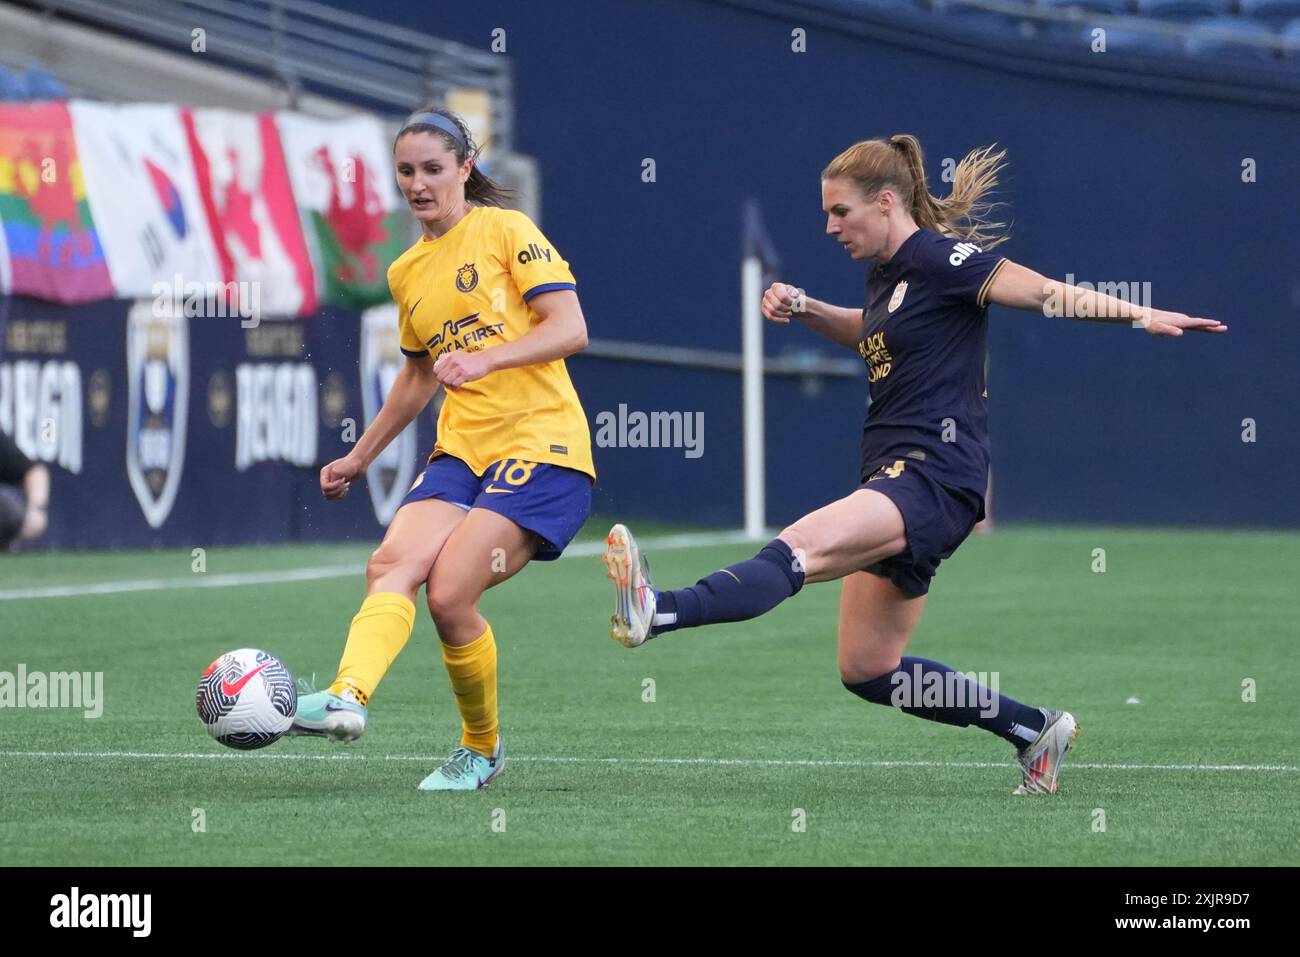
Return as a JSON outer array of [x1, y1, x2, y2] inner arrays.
[[387, 206, 595, 480]]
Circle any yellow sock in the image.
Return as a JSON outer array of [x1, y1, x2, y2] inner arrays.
[[328, 592, 416, 705], [441, 623, 498, 756]]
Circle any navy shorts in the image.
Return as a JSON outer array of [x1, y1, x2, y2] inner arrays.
[[858, 457, 984, 597], [399, 454, 593, 561]]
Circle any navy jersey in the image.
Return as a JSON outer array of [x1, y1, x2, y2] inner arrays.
[[858, 228, 1007, 496]]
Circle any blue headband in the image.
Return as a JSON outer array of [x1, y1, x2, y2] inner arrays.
[[401, 112, 467, 150]]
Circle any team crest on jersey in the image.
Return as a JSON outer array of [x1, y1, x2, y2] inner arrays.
[[888, 280, 908, 314], [361, 305, 420, 524], [455, 262, 478, 293], [126, 302, 189, 529]]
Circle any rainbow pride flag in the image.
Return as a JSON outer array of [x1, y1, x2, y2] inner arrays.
[[0, 102, 113, 303]]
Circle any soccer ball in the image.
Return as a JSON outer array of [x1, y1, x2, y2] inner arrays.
[[196, 649, 297, 749]]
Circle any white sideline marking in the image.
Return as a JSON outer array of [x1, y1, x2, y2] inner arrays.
[[0, 750, 1294, 774], [0, 565, 364, 601], [0, 530, 763, 602]]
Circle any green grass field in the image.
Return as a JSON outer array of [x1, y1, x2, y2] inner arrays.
[[1, 524, 1297, 866]]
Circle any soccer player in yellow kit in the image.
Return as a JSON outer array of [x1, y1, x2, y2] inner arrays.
[[291, 109, 595, 791]]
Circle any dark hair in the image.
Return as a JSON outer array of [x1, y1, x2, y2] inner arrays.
[[394, 106, 513, 207]]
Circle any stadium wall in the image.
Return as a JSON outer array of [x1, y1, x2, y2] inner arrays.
[[0, 299, 435, 549], [3, 0, 1296, 551], [330, 0, 1300, 529]]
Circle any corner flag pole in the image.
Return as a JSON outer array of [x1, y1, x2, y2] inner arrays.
[[741, 199, 780, 540]]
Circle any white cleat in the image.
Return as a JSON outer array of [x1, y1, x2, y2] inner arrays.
[[604, 523, 657, 648], [1012, 708, 1079, 795]]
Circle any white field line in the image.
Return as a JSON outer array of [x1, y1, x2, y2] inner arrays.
[[0, 750, 1294, 774], [0, 529, 763, 602]]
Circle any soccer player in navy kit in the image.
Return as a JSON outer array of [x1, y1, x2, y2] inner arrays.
[[604, 134, 1225, 795]]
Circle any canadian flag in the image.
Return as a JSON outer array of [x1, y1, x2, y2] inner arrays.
[[183, 108, 317, 317]]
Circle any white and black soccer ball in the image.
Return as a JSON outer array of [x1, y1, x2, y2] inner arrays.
[[196, 649, 297, 750]]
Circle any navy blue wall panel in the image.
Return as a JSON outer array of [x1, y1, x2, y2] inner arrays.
[[331, 0, 1297, 528], [4, 0, 1296, 548]]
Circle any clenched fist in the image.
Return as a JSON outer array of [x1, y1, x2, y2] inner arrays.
[[321, 455, 363, 500], [762, 282, 806, 324], [433, 350, 493, 388]]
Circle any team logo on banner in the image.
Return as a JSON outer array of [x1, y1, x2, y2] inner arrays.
[[126, 302, 189, 528], [360, 304, 418, 524]]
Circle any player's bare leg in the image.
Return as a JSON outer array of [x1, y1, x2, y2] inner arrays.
[[835, 571, 927, 684], [365, 498, 471, 601], [425, 506, 538, 645], [417, 508, 540, 790], [777, 488, 908, 582], [291, 498, 468, 741]]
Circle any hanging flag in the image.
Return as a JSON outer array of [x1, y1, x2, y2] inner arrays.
[[182, 108, 317, 317], [276, 112, 408, 309], [69, 101, 222, 299], [0, 102, 113, 303]]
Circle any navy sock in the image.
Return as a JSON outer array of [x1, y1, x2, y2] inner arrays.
[[653, 539, 804, 633], [843, 657, 1046, 749]]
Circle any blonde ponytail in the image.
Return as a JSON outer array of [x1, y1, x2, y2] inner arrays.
[[823, 134, 1009, 249]]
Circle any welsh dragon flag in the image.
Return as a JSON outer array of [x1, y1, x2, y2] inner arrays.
[[276, 112, 408, 310]]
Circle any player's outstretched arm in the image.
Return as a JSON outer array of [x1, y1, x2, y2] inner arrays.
[[320, 354, 440, 500], [763, 282, 864, 350], [986, 261, 1227, 336]]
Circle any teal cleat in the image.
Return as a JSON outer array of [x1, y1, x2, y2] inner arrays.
[[417, 738, 505, 791], [288, 689, 367, 742]]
